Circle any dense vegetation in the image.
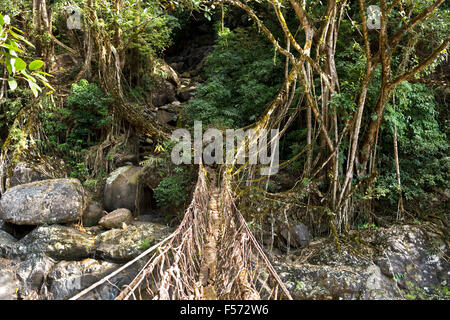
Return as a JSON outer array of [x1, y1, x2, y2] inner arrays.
[[0, 0, 448, 234]]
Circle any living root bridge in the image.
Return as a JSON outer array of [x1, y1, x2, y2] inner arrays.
[[70, 165, 292, 300]]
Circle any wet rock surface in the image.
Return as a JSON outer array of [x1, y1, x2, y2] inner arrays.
[[0, 178, 84, 225]]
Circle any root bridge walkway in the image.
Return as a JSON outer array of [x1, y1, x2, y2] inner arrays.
[[70, 165, 292, 300]]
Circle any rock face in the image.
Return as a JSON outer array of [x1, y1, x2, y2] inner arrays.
[[99, 208, 133, 229], [82, 201, 106, 227], [2, 225, 95, 260], [373, 224, 449, 295], [9, 162, 49, 188], [275, 224, 449, 300], [0, 178, 84, 225], [95, 223, 172, 262], [103, 166, 152, 214], [0, 230, 16, 246]]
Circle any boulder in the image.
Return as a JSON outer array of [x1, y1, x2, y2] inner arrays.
[[9, 162, 49, 188], [47, 259, 122, 300], [0, 230, 17, 246], [151, 79, 177, 107], [156, 101, 182, 126], [15, 254, 55, 299], [99, 208, 133, 229], [0, 178, 84, 225], [0, 268, 18, 300], [95, 223, 172, 262], [114, 154, 139, 167], [155, 59, 180, 87], [279, 223, 311, 248], [156, 109, 178, 126], [82, 201, 106, 227], [2, 225, 95, 260], [103, 166, 152, 213], [275, 261, 399, 300], [177, 83, 197, 102]]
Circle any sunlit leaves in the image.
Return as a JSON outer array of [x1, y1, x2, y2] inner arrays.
[[28, 60, 44, 71], [7, 77, 17, 90], [14, 57, 26, 72], [0, 13, 53, 97]]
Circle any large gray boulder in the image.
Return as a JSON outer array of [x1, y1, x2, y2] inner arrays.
[[95, 223, 172, 262], [2, 225, 95, 261], [103, 166, 152, 213], [46, 258, 147, 300], [0, 178, 84, 225], [177, 82, 197, 102], [155, 59, 180, 87], [156, 101, 182, 126], [99, 208, 133, 229]]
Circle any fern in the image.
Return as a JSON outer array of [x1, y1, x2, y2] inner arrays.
[[140, 155, 165, 169]]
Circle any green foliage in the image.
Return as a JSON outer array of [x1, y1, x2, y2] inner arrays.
[[140, 140, 192, 212], [100, 0, 180, 56], [393, 272, 406, 282], [0, 87, 31, 130], [186, 25, 284, 128], [441, 286, 450, 296], [154, 167, 190, 208], [281, 128, 308, 172], [374, 83, 449, 202], [0, 13, 54, 97], [66, 79, 113, 148], [139, 239, 151, 251], [357, 223, 378, 230], [38, 80, 112, 179]]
